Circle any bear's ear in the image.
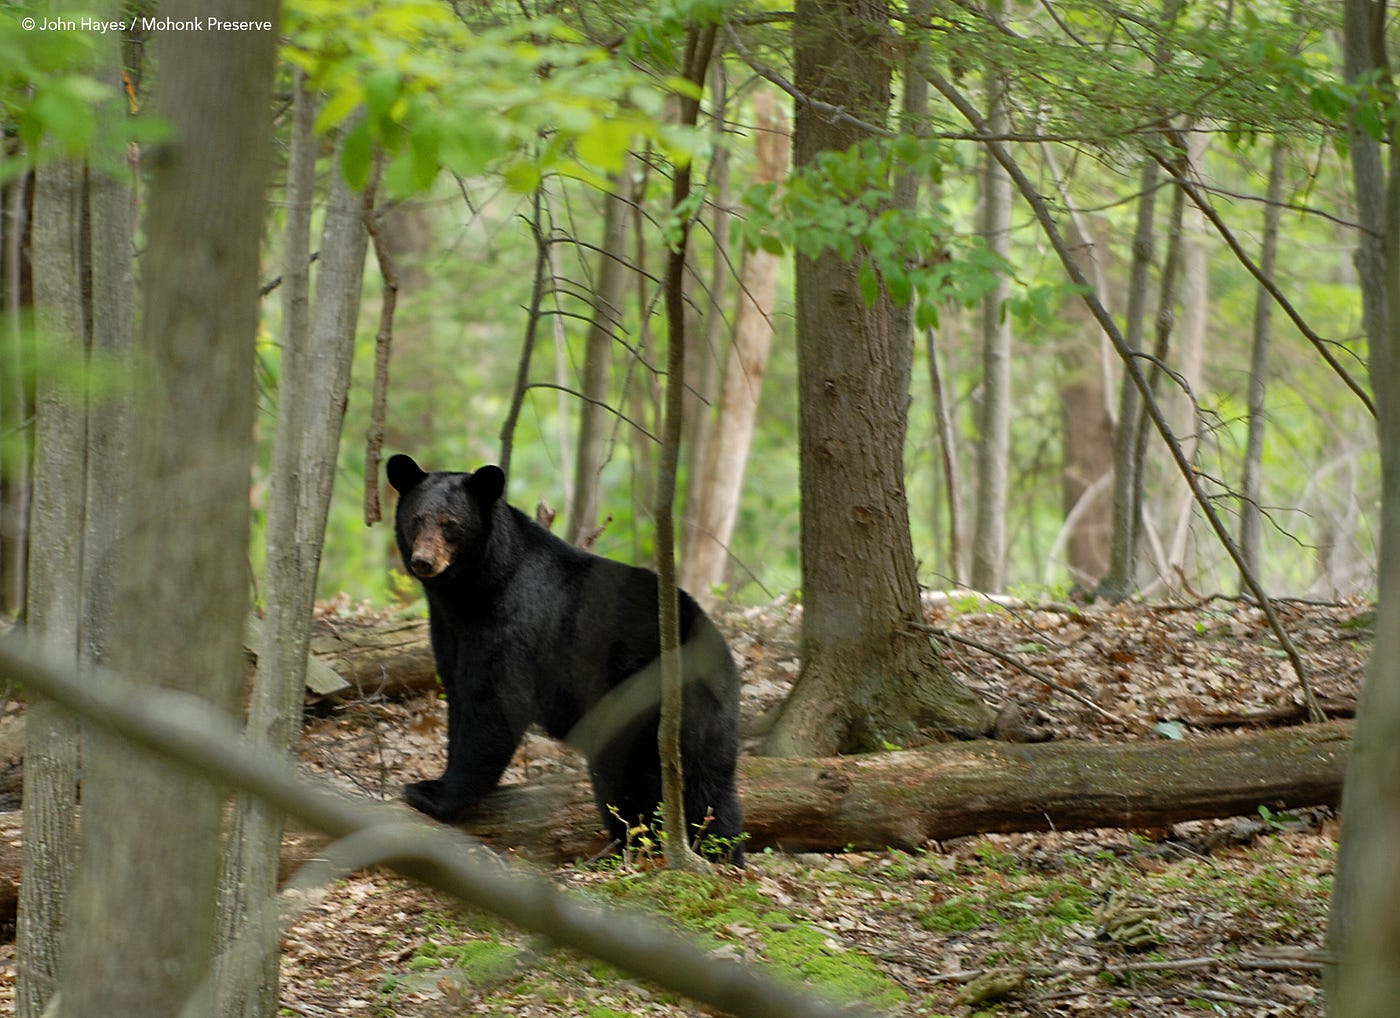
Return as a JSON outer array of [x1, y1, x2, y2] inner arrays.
[[386, 454, 428, 494], [467, 465, 506, 504]]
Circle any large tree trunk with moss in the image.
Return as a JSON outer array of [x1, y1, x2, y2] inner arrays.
[[764, 0, 995, 757]]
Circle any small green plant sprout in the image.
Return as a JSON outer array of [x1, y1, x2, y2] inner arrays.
[[1257, 804, 1302, 830]]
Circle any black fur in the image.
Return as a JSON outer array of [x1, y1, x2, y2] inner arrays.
[[387, 454, 744, 861]]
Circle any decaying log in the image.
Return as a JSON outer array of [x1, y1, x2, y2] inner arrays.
[[308, 615, 437, 700]]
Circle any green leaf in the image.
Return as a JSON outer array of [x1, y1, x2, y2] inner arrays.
[[409, 117, 441, 190], [857, 259, 880, 307], [914, 299, 940, 330], [314, 83, 365, 135], [885, 262, 913, 306], [363, 68, 399, 122], [341, 117, 373, 190]]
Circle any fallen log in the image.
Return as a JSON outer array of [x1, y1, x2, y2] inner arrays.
[[454, 719, 1351, 860], [308, 615, 436, 700], [0, 720, 1350, 934]]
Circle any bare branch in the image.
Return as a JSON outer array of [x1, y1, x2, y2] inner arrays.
[[0, 632, 872, 1018], [921, 63, 1327, 724]]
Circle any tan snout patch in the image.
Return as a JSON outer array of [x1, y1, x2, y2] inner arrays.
[[409, 530, 452, 579]]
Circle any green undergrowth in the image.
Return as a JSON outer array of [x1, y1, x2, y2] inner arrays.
[[594, 869, 908, 1009], [363, 830, 1330, 1016]]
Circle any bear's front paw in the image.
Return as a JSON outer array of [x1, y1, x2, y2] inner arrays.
[[404, 778, 462, 823]]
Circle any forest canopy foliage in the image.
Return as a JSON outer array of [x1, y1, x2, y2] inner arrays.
[[0, 0, 1378, 606]]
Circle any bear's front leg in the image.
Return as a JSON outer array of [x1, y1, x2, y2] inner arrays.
[[403, 692, 525, 824], [403, 778, 460, 823]]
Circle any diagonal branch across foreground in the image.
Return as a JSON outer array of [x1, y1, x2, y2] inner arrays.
[[0, 632, 871, 1018]]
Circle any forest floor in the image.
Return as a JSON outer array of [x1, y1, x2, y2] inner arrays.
[[0, 595, 1366, 1017], [268, 593, 1367, 1018]]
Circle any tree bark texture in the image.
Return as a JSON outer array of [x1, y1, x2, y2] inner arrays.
[[0, 166, 31, 617], [767, 0, 995, 757], [18, 156, 87, 1018], [445, 721, 1350, 861], [18, 35, 136, 1014], [1239, 139, 1286, 583], [57, 1, 279, 1013], [1328, 3, 1400, 1012]]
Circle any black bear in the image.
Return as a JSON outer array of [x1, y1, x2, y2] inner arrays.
[[387, 454, 744, 862]]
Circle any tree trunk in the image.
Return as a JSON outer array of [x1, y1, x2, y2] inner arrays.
[[765, 0, 995, 758], [1239, 139, 1286, 582], [654, 23, 718, 872], [1049, 212, 1117, 591], [681, 60, 732, 557], [926, 325, 967, 585], [626, 184, 660, 558], [970, 69, 1013, 593], [566, 172, 631, 546], [681, 88, 788, 604], [19, 162, 87, 1018], [0, 167, 31, 618], [18, 33, 135, 1015], [1327, 3, 1400, 1012], [1163, 129, 1211, 585], [57, 1, 278, 1013], [1097, 156, 1159, 601], [217, 83, 369, 1018]]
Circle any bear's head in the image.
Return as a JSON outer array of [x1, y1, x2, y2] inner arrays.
[[386, 454, 506, 583]]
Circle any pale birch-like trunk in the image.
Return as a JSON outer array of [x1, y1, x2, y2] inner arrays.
[[681, 61, 732, 550], [969, 70, 1013, 593], [1239, 140, 1286, 581], [1163, 131, 1210, 582], [566, 173, 631, 545], [681, 89, 787, 603]]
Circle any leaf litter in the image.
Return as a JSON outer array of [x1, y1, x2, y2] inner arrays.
[[284, 595, 1363, 1016], [1, 596, 1366, 1016]]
